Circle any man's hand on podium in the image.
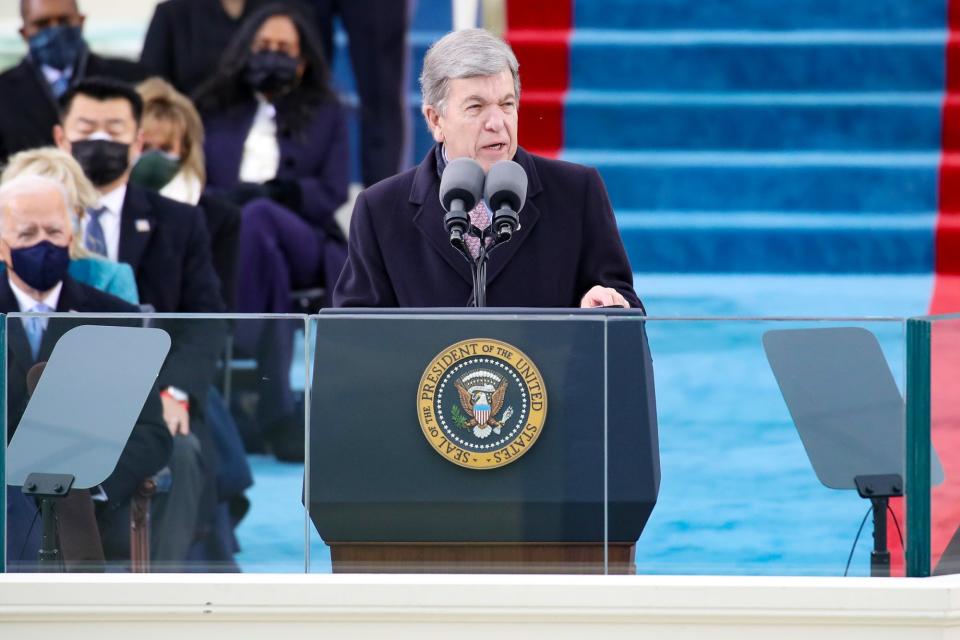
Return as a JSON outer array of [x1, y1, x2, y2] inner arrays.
[[580, 285, 629, 309]]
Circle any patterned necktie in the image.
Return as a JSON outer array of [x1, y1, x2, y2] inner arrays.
[[464, 200, 492, 259], [85, 206, 108, 257], [24, 303, 52, 361]]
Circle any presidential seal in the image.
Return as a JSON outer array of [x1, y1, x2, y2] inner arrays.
[[417, 339, 547, 469]]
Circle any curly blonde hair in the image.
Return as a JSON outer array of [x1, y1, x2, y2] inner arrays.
[[1, 147, 100, 259]]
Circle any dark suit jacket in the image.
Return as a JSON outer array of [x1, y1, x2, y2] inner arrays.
[[0, 51, 144, 163], [202, 98, 349, 241], [1, 273, 172, 504], [333, 147, 643, 309], [140, 0, 282, 95], [198, 193, 240, 311], [119, 184, 226, 403]]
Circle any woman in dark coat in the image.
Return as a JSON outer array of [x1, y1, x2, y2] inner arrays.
[[195, 3, 348, 459]]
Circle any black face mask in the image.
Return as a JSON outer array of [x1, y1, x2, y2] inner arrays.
[[10, 240, 70, 292], [71, 139, 130, 187], [244, 50, 299, 95]]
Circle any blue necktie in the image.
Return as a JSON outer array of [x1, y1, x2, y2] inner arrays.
[[85, 206, 108, 257], [50, 74, 70, 98], [24, 303, 51, 361]]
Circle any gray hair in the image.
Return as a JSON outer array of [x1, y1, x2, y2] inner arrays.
[[420, 28, 521, 114], [0, 174, 71, 225]]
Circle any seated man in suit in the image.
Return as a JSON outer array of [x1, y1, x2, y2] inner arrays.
[[334, 29, 642, 310], [0, 0, 143, 163], [0, 173, 172, 570], [54, 77, 229, 568]]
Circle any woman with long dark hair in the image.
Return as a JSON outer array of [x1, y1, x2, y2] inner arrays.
[[196, 2, 348, 459]]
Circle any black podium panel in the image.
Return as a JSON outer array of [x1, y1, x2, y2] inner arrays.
[[308, 309, 659, 544]]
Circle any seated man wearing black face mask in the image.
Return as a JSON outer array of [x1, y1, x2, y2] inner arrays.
[[54, 77, 229, 566], [0, 173, 172, 570], [0, 0, 143, 164]]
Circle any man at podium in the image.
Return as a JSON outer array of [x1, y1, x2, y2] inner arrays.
[[333, 29, 642, 311]]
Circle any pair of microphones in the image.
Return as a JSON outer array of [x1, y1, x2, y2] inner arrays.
[[439, 157, 528, 252]]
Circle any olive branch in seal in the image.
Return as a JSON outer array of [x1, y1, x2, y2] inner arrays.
[[451, 404, 468, 429]]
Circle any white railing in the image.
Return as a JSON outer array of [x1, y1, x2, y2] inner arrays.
[[2, 573, 959, 639]]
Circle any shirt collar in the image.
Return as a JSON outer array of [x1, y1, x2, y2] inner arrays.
[[41, 64, 72, 84], [435, 144, 448, 179], [98, 183, 127, 217], [9, 276, 63, 312]]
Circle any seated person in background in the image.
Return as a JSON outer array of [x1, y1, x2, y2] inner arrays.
[[195, 2, 349, 311], [194, 3, 349, 459], [0, 0, 144, 163], [140, 0, 288, 96], [1, 147, 139, 304], [54, 78, 229, 567], [133, 77, 240, 310], [334, 29, 642, 310], [0, 174, 171, 569]]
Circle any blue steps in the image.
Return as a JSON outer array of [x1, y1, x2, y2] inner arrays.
[[566, 151, 939, 213], [575, 0, 948, 31], [617, 212, 935, 273], [568, 0, 947, 273], [564, 91, 943, 151], [570, 31, 945, 92]]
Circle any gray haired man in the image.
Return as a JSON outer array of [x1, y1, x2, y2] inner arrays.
[[334, 29, 643, 310]]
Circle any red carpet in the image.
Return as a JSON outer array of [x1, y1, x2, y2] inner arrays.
[[504, 0, 572, 157]]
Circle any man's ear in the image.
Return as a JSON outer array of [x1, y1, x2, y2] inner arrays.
[[422, 104, 444, 143], [53, 124, 70, 152]]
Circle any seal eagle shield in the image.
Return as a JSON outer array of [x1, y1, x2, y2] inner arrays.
[[417, 338, 548, 469]]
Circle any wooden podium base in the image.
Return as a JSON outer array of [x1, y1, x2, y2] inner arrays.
[[329, 543, 636, 574]]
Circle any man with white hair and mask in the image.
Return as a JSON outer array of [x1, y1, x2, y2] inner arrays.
[[334, 28, 642, 310], [0, 173, 171, 570]]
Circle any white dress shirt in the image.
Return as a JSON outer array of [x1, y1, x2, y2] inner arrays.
[[238, 94, 280, 184], [41, 64, 71, 86], [84, 184, 126, 262], [10, 277, 63, 337]]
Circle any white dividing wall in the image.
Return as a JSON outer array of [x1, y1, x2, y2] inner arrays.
[[2, 574, 960, 640]]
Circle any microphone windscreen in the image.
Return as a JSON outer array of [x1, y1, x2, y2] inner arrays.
[[484, 160, 528, 213], [439, 157, 485, 212], [26, 361, 46, 396]]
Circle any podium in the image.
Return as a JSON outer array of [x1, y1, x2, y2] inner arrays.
[[308, 308, 659, 573]]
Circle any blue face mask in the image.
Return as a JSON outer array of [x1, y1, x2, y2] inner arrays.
[[10, 240, 70, 292], [28, 25, 84, 71]]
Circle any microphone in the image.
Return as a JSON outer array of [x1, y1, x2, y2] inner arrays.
[[439, 157, 485, 250], [484, 160, 527, 243]]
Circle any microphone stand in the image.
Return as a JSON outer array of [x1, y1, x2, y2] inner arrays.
[[464, 225, 506, 308]]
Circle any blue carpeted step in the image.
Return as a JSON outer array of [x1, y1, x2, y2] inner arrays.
[[562, 150, 939, 213], [563, 91, 943, 151], [410, 0, 452, 31], [574, 0, 947, 31], [570, 30, 945, 92], [616, 212, 935, 273]]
